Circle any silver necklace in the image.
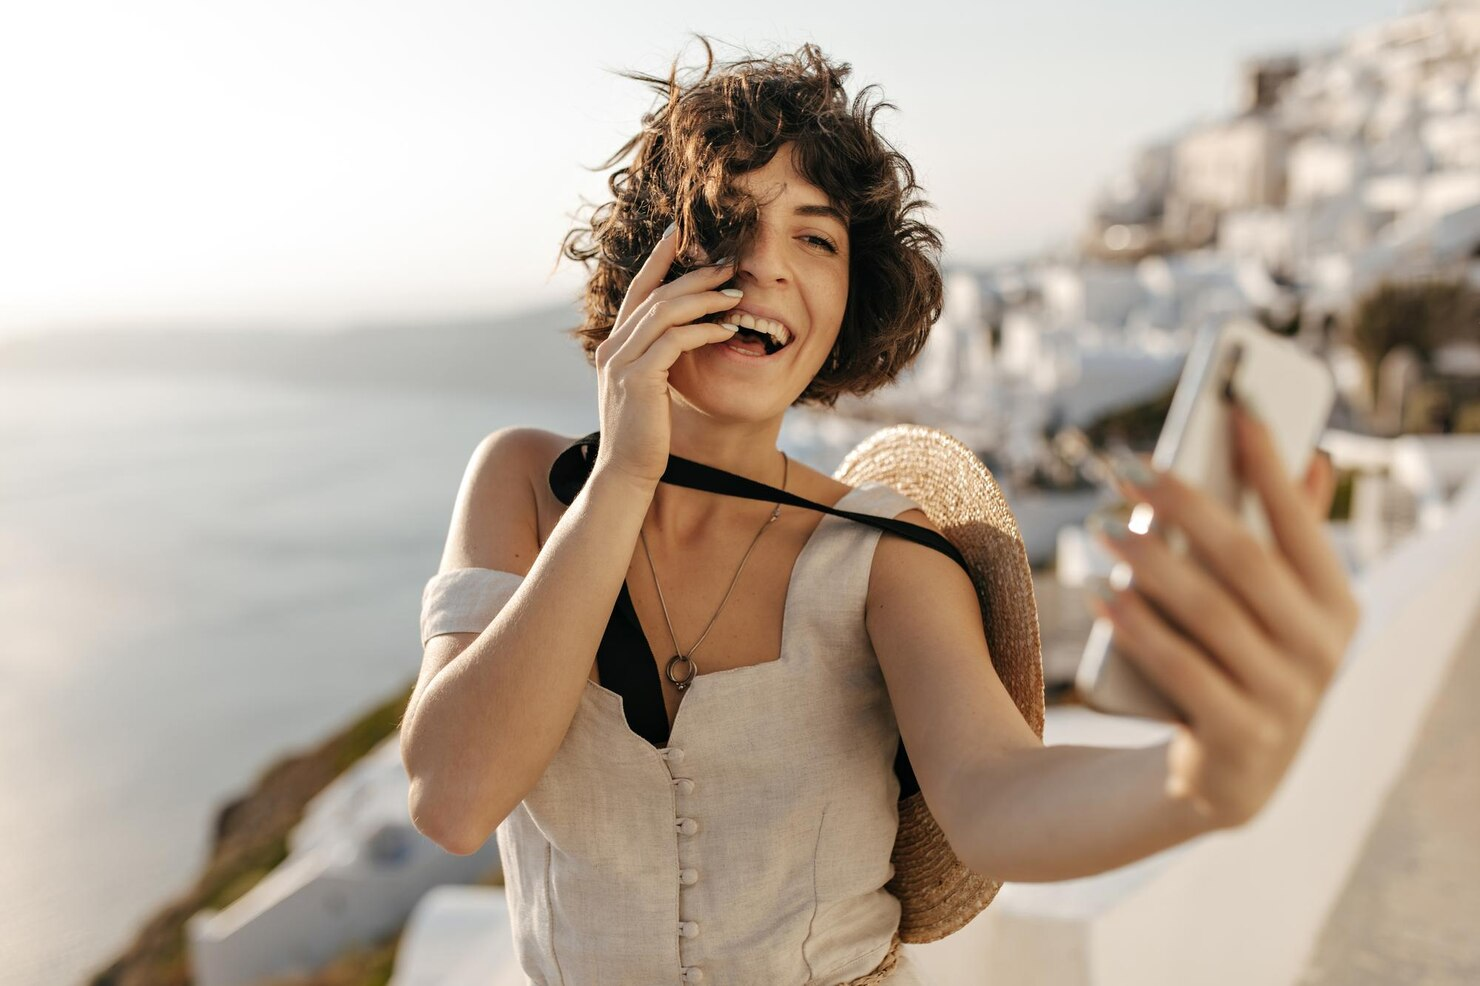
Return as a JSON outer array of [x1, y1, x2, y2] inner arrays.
[[639, 451, 790, 692]]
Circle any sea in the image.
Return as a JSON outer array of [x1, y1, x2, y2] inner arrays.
[[0, 360, 609, 985], [0, 334, 855, 985]]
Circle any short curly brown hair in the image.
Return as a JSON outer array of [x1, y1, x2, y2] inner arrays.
[[559, 38, 945, 408]]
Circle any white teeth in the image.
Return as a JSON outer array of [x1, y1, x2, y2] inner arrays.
[[730, 312, 791, 347]]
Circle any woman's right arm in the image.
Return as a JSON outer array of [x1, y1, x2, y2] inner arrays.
[[400, 427, 657, 856], [403, 223, 743, 855]]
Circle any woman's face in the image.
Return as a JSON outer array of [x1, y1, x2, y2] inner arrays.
[[668, 141, 850, 419]]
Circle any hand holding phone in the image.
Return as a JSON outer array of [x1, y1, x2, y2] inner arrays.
[[1075, 317, 1338, 722], [1070, 317, 1363, 828]]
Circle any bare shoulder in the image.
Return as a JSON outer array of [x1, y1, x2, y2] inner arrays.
[[865, 505, 960, 612], [438, 426, 574, 576], [508, 426, 579, 483], [466, 425, 569, 494]]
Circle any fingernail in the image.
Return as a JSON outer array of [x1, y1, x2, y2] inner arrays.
[[711, 256, 735, 268], [1107, 447, 1155, 489], [720, 288, 743, 298], [717, 322, 741, 331], [661, 222, 676, 239]]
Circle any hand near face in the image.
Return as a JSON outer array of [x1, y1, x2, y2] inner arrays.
[[1089, 402, 1362, 828], [592, 226, 744, 491]]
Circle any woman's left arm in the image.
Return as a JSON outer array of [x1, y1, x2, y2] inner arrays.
[[871, 399, 1362, 884]]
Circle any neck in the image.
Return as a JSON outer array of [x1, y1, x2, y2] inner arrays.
[[646, 395, 788, 542]]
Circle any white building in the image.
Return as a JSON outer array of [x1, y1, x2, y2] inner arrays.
[[187, 737, 501, 986], [1039, 262, 1149, 329], [1177, 115, 1290, 211], [1287, 136, 1367, 205]]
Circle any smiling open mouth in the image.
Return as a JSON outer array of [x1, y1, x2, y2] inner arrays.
[[700, 313, 792, 356]]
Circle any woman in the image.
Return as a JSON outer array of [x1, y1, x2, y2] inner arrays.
[[401, 39, 1360, 984]]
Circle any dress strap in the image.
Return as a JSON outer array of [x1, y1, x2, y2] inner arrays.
[[548, 431, 969, 574]]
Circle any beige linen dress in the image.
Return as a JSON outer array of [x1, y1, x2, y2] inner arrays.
[[419, 481, 932, 985]]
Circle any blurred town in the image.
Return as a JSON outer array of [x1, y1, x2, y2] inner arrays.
[[94, 3, 1480, 985]]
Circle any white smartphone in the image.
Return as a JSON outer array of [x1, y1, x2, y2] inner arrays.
[[1074, 316, 1337, 722]]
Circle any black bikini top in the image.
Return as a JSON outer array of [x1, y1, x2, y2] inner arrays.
[[547, 431, 972, 802]]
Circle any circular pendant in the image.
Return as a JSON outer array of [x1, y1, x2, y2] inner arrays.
[[665, 653, 698, 691]]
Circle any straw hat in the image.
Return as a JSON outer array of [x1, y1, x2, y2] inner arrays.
[[832, 423, 1045, 943]]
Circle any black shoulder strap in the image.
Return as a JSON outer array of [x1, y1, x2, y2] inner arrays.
[[549, 431, 969, 574]]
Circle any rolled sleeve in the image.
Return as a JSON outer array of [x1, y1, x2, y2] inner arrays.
[[419, 568, 526, 647]]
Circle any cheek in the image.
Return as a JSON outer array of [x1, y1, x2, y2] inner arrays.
[[811, 266, 849, 319], [805, 322, 844, 372]]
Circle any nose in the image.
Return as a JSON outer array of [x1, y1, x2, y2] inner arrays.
[[733, 221, 790, 287]]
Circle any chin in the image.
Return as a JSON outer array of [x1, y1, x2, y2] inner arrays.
[[669, 359, 791, 420]]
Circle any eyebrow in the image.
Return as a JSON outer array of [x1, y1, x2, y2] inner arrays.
[[794, 203, 849, 227]]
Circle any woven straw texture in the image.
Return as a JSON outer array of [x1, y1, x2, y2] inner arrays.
[[834, 424, 1046, 943]]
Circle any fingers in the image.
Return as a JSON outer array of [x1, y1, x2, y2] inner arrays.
[[1233, 402, 1355, 622], [613, 224, 679, 331], [606, 261, 738, 357], [1091, 520, 1310, 720], [608, 287, 745, 368], [1089, 577, 1261, 740], [1304, 451, 1336, 520], [1107, 452, 1344, 687], [1104, 449, 1314, 639], [631, 317, 743, 372]]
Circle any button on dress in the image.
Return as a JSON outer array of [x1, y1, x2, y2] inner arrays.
[[419, 477, 933, 985]]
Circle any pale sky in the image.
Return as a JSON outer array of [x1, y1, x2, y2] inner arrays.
[[0, 0, 1407, 339]]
